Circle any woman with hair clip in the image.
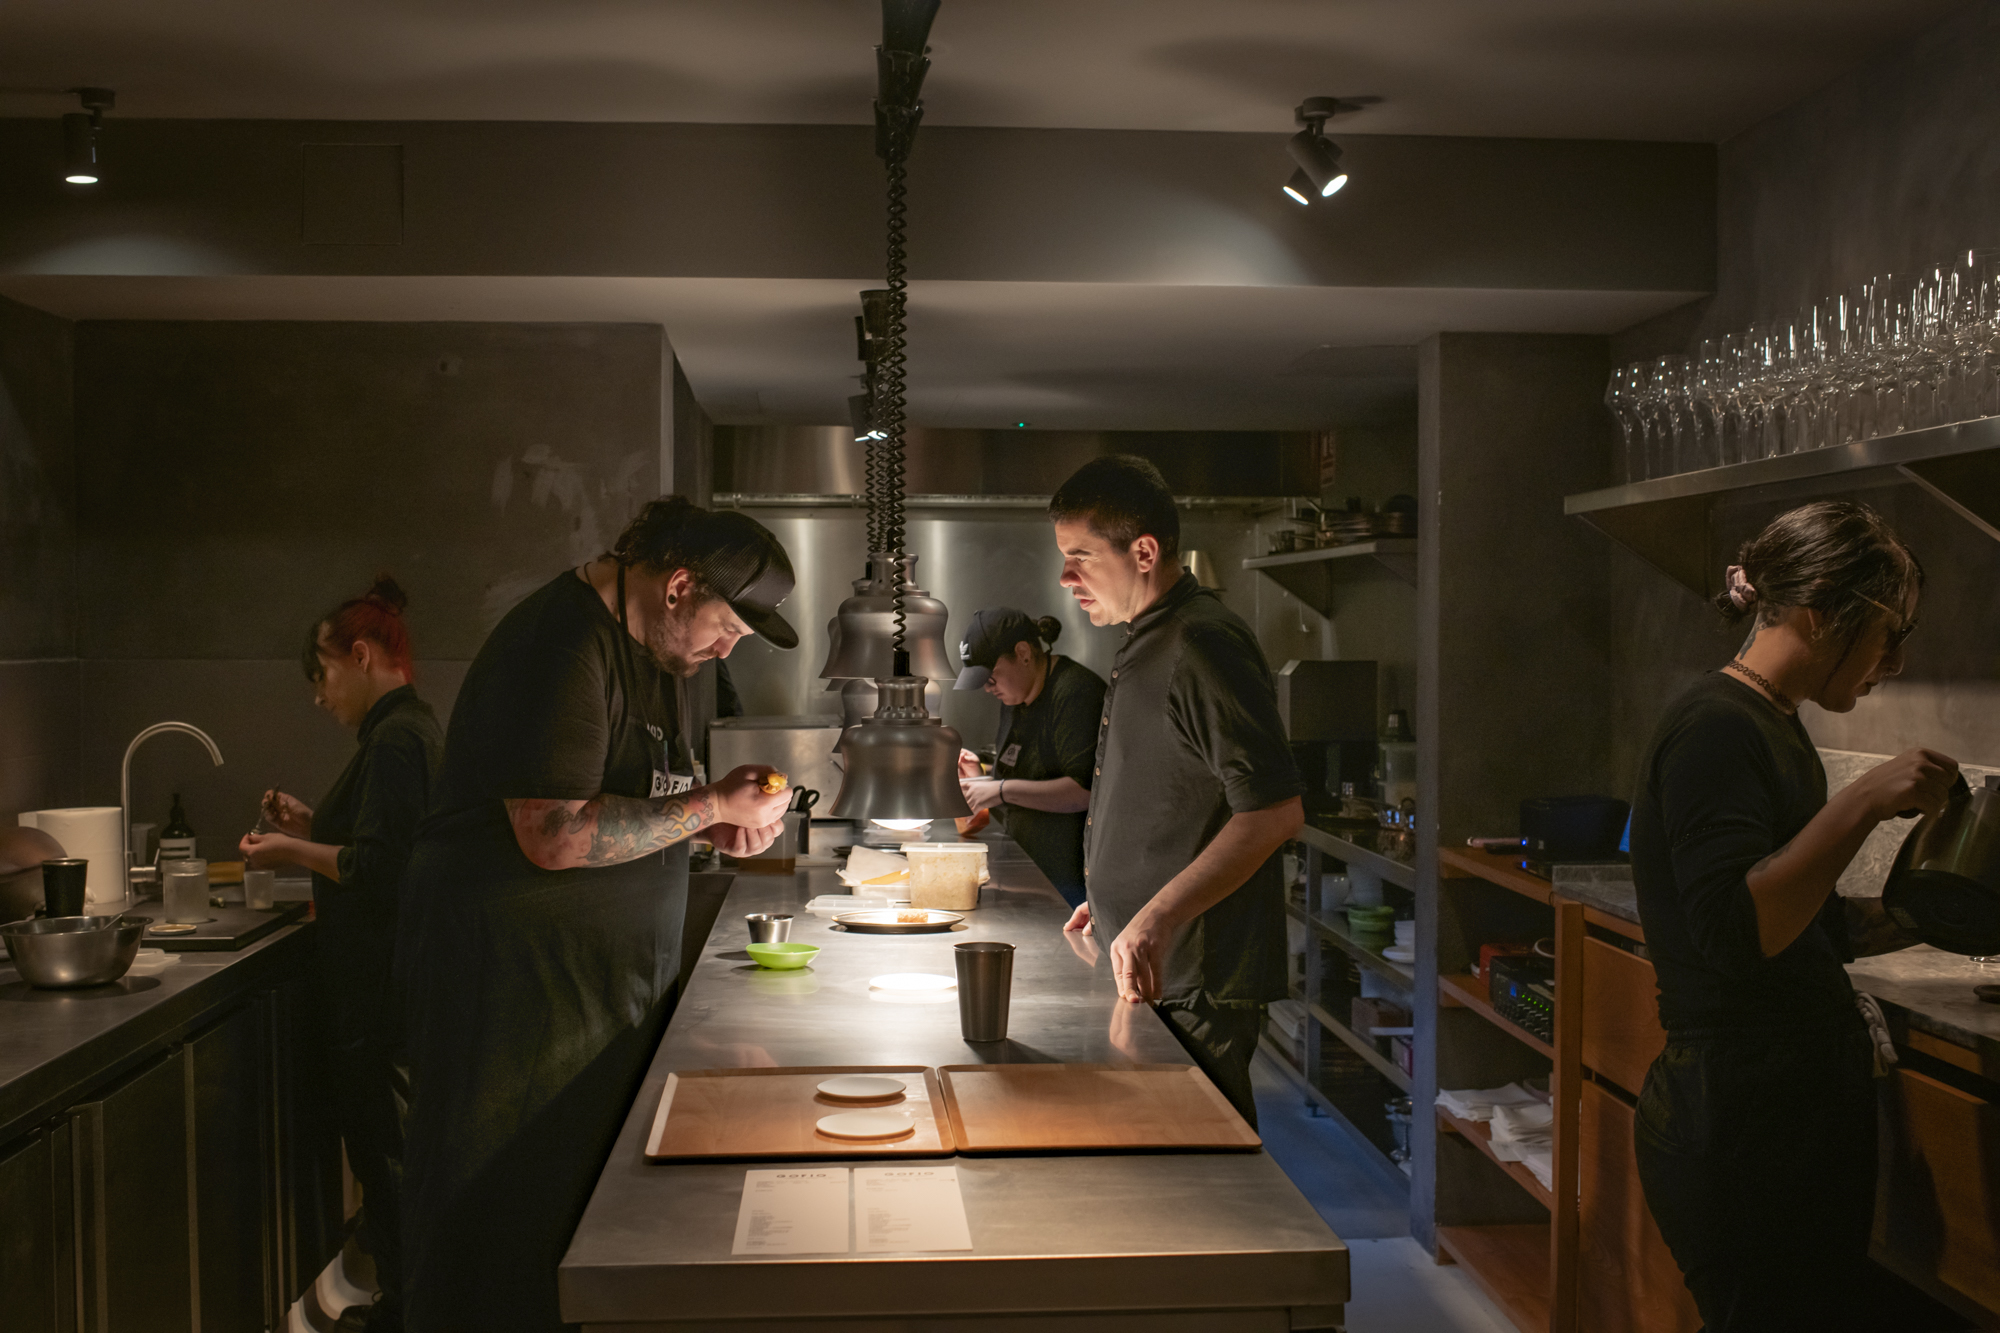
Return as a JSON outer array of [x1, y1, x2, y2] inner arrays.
[[1629, 501, 1959, 1332], [953, 607, 1105, 907], [241, 575, 445, 1333]]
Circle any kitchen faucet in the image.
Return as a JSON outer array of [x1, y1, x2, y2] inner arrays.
[[120, 722, 224, 900]]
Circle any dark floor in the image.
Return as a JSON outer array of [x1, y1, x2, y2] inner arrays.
[[1250, 1050, 1410, 1239]]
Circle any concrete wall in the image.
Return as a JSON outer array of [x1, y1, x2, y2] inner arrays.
[[66, 320, 672, 861], [0, 295, 78, 815], [1412, 332, 1620, 1249], [1606, 0, 2000, 776]]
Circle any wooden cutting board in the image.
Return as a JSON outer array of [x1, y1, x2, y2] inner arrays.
[[938, 1063, 1262, 1153], [643, 1065, 956, 1161]]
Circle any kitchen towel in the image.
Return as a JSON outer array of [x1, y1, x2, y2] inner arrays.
[[17, 807, 126, 905]]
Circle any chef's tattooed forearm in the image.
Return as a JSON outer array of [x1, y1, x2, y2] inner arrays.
[[506, 790, 717, 870]]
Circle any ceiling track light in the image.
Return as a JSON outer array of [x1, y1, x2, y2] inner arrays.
[[1282, 94, 1369, 204], [60, 86, 114, 185]]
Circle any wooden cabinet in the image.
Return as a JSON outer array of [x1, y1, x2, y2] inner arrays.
[[1578, 936, 1664, 1098], [1874, 1064, 2000, 1318], [70, 1047, 197, 1333], [1578, 1080, 1701, 1333]]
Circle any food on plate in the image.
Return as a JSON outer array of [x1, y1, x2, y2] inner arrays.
[[896, 909, 928, 924], [760, 772, 790, 796]]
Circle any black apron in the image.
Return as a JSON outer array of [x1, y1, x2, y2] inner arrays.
[[402, 568, 693, 1333]]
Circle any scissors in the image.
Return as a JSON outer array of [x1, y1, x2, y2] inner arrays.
[[790, 788, 820, 855]]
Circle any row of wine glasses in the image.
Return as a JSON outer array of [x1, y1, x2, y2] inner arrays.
[[1606, 251, 2000, 483]]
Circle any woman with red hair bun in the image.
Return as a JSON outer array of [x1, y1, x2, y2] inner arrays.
[[241, 574, 444, 1333]]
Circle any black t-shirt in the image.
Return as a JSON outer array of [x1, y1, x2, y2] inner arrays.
[[1084, 573, 1303, 1006], [310, 684, 444, 931], [993, 654, 1105, 898], [413, 569, 696, 911], [1631, 672, 1856, 1035]]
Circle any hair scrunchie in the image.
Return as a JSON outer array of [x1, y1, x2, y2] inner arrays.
[[1725, 565, 1758, 611]]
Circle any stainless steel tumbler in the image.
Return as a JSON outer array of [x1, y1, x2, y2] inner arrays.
[[953, 941, 1014, 1041], [745, 913, 793, 944]]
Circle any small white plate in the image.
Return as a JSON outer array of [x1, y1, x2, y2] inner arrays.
[[817, 1074, 908, 1101], [1382, 945, 1415, 963], [867, 973, 956, 992], [816, 1108, 915, 1140]]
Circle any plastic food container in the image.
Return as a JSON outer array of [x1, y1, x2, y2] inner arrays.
[[905, 842, 984, 911]]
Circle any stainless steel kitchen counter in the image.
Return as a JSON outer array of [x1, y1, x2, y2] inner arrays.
[[558, 857, 1349, 1332], [0, 920, 312, 1144]]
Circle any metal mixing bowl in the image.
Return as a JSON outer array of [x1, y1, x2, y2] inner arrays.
[[1, 915, 146, 988]]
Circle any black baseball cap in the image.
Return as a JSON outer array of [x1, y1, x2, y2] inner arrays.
[[954, 607, 1039, 689], [688, 510, 799, 650]]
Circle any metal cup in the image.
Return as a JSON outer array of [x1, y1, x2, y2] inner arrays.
[[41, 859, 88, 918], [745, 913, 793, 944], [953, 941, 1015, 1042]]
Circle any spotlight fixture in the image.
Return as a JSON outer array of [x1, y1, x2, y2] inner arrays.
[[61, 87, 115, 185], [1282, 95, 1368, 204]]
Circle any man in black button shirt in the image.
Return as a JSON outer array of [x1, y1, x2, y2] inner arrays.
[[1049, 456, 1303, 1124]]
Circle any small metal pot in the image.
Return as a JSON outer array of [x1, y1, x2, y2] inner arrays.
[[2, 915, 146, 988], [745, 913, 794, 944]]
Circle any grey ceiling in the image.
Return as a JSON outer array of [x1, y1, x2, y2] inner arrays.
[[0, 1, 1958, 428], [0, 0, 1964, 141]]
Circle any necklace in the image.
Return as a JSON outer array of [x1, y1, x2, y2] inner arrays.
[[1725, 659, 1796, 713]]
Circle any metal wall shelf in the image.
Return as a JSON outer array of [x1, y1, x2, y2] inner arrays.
[[1300, 823, 1418, 891], [1563, 415, 2000, 596], [1241, 539, 1418, 616]]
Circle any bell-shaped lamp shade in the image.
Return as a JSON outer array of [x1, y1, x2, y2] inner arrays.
[[839, 674, 941, 729], [62, 114, 99, 184], [818, 553, 954, 683], [1286, 130, 1346, 198], [830, 678, 971, 824]]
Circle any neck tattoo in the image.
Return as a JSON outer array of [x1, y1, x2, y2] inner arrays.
[[1726, 659, 1796, 713]]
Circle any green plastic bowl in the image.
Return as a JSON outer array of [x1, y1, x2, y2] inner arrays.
[[746, 942, 820, 970]]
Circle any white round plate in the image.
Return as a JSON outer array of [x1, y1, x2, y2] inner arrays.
[[817, 1074, 908, 1101], [1382, 945, 1416, 963], [868, 973, 956, 992], [816, 1108, 915, 1140]]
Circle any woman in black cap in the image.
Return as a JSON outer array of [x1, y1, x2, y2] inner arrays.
[[954, 608, 1105, 907], [397, 497, 799, 1333]]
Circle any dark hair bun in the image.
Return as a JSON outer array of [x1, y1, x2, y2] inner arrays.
[[1035, 615, 1063, 646], [365, 573, 409, 614]]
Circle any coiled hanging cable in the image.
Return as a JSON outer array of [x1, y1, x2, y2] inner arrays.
[[879, 126, 913, 658]]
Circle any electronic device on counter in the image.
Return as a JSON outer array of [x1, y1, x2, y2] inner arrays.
[[1488, 955, 1555, 1044]]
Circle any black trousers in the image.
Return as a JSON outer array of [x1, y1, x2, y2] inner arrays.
[[317, 918, 408, 1306], [1635, 1024, 1876, 1333], [1159, 996, 1264, 1129]]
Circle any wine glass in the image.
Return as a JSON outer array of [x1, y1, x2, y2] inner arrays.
[[1646, 354, 1692, 476], [1605, 362, 1651, 483], [1689, 335, 1739, 469]]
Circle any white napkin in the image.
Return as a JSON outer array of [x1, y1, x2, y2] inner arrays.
[[1436, 1083, 1542, 1122]]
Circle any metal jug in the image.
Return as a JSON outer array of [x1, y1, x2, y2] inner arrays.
[[1882, 773, 2000, 955]]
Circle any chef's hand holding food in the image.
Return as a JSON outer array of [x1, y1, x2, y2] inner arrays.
[[707, 765, 794, 858]]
